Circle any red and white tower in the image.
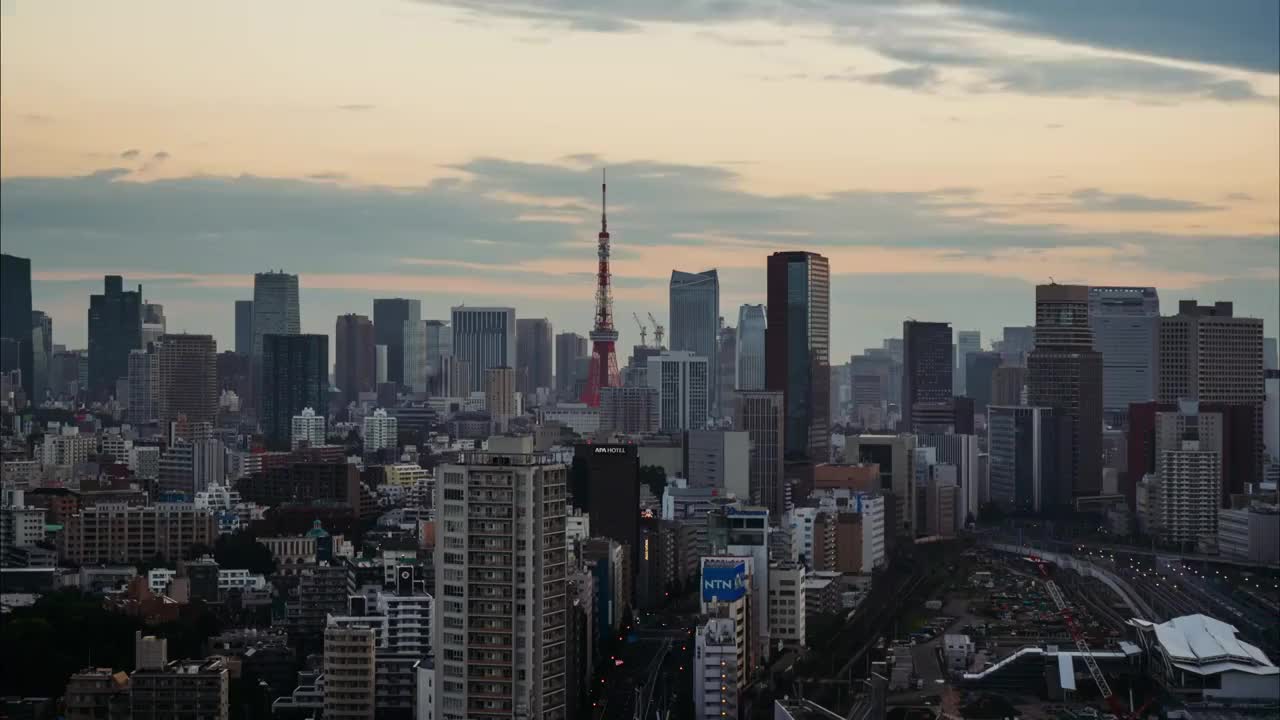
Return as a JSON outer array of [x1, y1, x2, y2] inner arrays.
[[580, 170, 620, 407]]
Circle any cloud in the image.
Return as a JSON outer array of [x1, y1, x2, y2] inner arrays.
[[978, 58, 1270, 103], [120, 149, 141, 160], [1223, 192, 1255, 202], [1045, 123, 1064, 129], [153, 151, 170, 161], [1050, 188, 1224, 213], [696, 30, 786, 48], [20, 113, 53, 125], [829, 64, 941, 90], [335, 103, 376, 111], [306, 171, 350, 182]]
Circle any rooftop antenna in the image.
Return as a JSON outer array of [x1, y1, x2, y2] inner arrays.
[[601, 168, 607, 234]]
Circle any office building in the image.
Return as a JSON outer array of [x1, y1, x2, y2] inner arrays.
[[916, 432, 980, 526], [573, 443, 640, 573], [485, 366, 517, 431], [670, 269, 720, 414], [403, 320, 428, 392], [373, 298, 421, 387], [60, 503, 217, 565], [845, 434, 916, 537], [734, 390, 785, 516], [692, 617, 741, 720], [709, 506, 771, 652], [261, 334, 329, 451], [88, 275, 143, 401], [128, 349, 156, 424], [699, 556, 756, 673], [902, 321, 953, 432], [30, 310, 51, 402], [647, 350, 709, 431], [154, 334, 218, 427], [685, 430, 750, 499], [434, 437, 567, 720], [234, 300, 254, 355], [1027, 284, 1103, 500], [766, 251, 830, 462], [965, 351, 1001, 412], [336, 313, 376, 408], [158, 439, 225, 496], [1089, 287, 1159, 422], [555, 332, 588, 401], [291, 407, 326, 449], [767, 563, 806, 648], [599, 385, 659, 435], [811, 494, 886, 573], [991, 365, 1026, 407], [987, 406, 1058, 512], [1218, 506, 1279, 565], [130, 657, 230, 720], [719, 324, 738, 419], [998, 326, 1035, 366], [363, 408, 398, 453], [516, 317, 553, 396], [736, 304, 766, 391], [955, 330, 980, 396], [0, 254, 33, 399], [1159, 300, 1264, 480], [140, 301, 166, 348], [450, 306, 515, 393], [251, 271, 301, 409]]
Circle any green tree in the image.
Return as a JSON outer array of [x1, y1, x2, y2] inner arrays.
[[214, 533, 277, 575], [639, 464, 667, 499]]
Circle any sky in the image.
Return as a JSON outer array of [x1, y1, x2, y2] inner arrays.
[[2, 0, 1277, 361]]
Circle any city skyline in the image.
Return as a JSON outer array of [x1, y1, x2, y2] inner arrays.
[[2, 1, 1277, 360]]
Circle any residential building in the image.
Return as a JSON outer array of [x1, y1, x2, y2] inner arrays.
[[484, 366, 517, 432], [64, 668, 131, 720], [516, 318, 553, 396], [736, 304, 766, 391], [88, 275, 143, 401], [291, 407, 326, 449], [670, 269, 720, 414], [692, 617, 741, 720], [767, 563, 806, 648], [60, 502, 217, 566], [261, 334, 329, 451], [374, 299, 421, 387], [1089, 287, 1159, 422], [598, 385, 659, 435], [647, 350, 709, 431], [154, 334, 218, 427], [323, 621, 377, 720], [130, 657, 230, 720], [450, 306, 515, 393], [766, 251, 830, 462], [902, 320, 953, 432], [735, 391, 785, 515]]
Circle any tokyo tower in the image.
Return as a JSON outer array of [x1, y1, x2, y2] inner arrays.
[[580, 170, 620, 407]]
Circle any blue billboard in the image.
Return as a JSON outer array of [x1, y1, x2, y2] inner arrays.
[[701, 561, 747, 603]]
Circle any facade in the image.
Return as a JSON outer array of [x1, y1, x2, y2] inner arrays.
[[684, 430, 750, 499], [554, 332, 588, 402], [965, 351, 1002, 412], [403, 320, 428, 392], [450, 306, 516, 393], [251, 271, 301, 409], [158, 439, 225, 496], [130, 658, 230, 720], [916, 432, 980, 526], [0, 253, 34, 399], [845, 434, 916, 537], [155, 334, 218, 427], [31, 310, 51, 402], [60, 503, 217, 565], [647, 350, 709, 431], [670, 269, 720, 414], [515, 318, 554, 396], [234, 300, 254, 355], [127, 349, 156, 424], [987, 406, 1058, 512], [692, 617, 741, 720], [598, 385, 659, 435], [1218, 506, 1279, 565], [291, 407, 326, 449], [323, 622, 377, 720], [735, 391, 785, 516], [765, 251, 830, 462], [1129, 614, 1279, 703], [767, 563, 806, 648], [955, 330, 980, 396], [336, 313, 376, 408], [736, 304, 766, 391], [363, 408, 398, 453], [261, 334, 329, 451], [88, 275, 143, 401], [991, 365, 1026, 407], [434, 437, 568, 720], [484, 366, 517, 431], [373, 298, 421, 387], [1088, 287, 1159, 421], [719, 325, 738, 420], [574, 443, 641, 576], [902, 320, 953, 432], [1027, 284, 1103, 500], [1146, 436, 1221, 547]]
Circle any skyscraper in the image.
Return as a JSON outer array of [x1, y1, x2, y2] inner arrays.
[[736, 304, 766, 391], [261, 334, 329, 450], [373, 298, 421, 387], [30, 310, 51, 402], [955, 330, 980, 395], [902, 321, 953, 432], [234, 300, 254, 355], [127, 349, 155, 424], [335, 314, 376, 408], [965, 351, 1002, 412], [87, 275, 142, 401], [765, 251, 830, 462], [1089, 286, 1159, 423], [154, 334, 218, 427], [735, 390, 785, 516], [485, 366, 516, 431], [435, 437, 567, 720], [987, 405, 1058, 512], [1027, 284, 1103, 502], [670, 269, 720, 413], [719, 324, 738, 420], [141, 302, 166, 348], [252, 271, 300, 411], [647, 350, 709, 431], [0, 254, 33, 399], [515, 317, 553, 396], [450, 306, 515, 393], [998, 326, 1035, 366], [555, 332, 588, 401]]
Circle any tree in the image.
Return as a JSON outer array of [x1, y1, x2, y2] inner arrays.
[[214, 533, 277, 575], [639, 465, 667, 499]]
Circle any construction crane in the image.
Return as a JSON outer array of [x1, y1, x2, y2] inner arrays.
[[632, 312, 648, 347], [647, 312, 665, 348], [1025, 556, 1153, 720]]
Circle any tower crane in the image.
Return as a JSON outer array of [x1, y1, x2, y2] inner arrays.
[[1025, 556, 1153, 720], [632, 312, 648, 347], [647, 312, 665, 348]]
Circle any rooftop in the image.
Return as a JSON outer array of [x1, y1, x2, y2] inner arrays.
[[1130, 614, 1278, 677]]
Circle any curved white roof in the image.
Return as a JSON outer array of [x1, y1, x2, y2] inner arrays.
[[1131, 614, 1276, 673]]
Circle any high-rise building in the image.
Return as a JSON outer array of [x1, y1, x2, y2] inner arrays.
[[439, 356, 472, 398], [251, 271, 300, 411], [998, 326, 1035, 367], [234, 300, 254, 355], [411, 319, 453, 395], [964, 351, 1002, 412], [158, 439, 225, 496], [154, 334, 218, 428], [434, 437, 567, 720], [735, 391, 785, 516], [766, 251, 830, 462], [916, 432, 980, 526], [0, 254, 33, 399], [30, 310, 51, 402], [670, 269, 720, 414], [573, 442, 641, 577], [1158, 300, 1264, 480], [684, 430, 750, 499], [736, 304, 766, 392], [515, 318, 553, 396], [555, 332, 588, 401], [373, 298, 421, 387], [955, 330, 981, 395], [403, 320, 428, 393], [362, 408, 398, 453], [1089, 286, 1159, 422], [902, 321, 953, 432], [987, 406, 1058, 512], [1027, 284, 1103, 501], [323, 622, 377, 720], [692, 617, 741, 720], [647, 350, 709, 432], [126, 349, 156, 425], [87, 275, 142, 401], [335, 314, 376, 409], [291, 407, 326, 449], [450, 306, 515, 393], [130, 658, 230, 720], [261, 334, 329, 451], [1139, 406, 1222, 547], [140, 301, 166, 349], [991, 366, 1026, 407], [598, 386, 659, 435], [719, 324, 738, 419], [485, 366, 517, 432], [845, 434, 917, 537]]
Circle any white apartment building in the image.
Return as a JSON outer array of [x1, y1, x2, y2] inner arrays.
[[692, 617, 741, 720], [1142, 442, 1221, 546], [40, 431, 96, 467], [363, 408, 398, 452], [291, 407, 327, 449], [1, 460, 39, 489], [324, 621, 378, 720], [647, 351, 709, 432], [434, 436, 568, 720], [787, 507, 819, 565], [767, 563, 806, 648]]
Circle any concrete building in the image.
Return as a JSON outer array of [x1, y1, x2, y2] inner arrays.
[[684, 430, 749, 498], [130, 657, 230, 720], [766, 251, 830, 463], [708, 506, 771, 655], [1088, 287, 1159, 422], [60, 502, 217, 565], [736, 304, 766, 391], [1129, 614, 1279, 703], [598, 385, 659, 435], [127, 349, 156, 424], [291, 407, 326, 449], [987, 406, 1058, 512], [323, 621, 377, 720], [0, 253, 34, 399], [1218, 505, 1279, 565], [554, 332, 588, 402], [647, 350, 709, 431], [811, 494, 885, 573], [718, 324, 738, 420], [450, 306, 515, 394], [336, 313, 376, 409], [434, 436, 567, 720], [158, 439, 225, 496], [735, 390, 785, 516], [484, 366, 517, 432], [965, 351, 1002, 412], [515, 317, 553, 396], [991, 365, 1027, 407], [767, 562, 806, 648], [692, 617, 741, 720], [670, 269, 720, 415], [363, 408, 398, 453], [699, 556, 755, 675], [64, 668, 131, 720], [845, 434, 916, 537], [916, 432, 979, 527], [902, 321, 953, 432]]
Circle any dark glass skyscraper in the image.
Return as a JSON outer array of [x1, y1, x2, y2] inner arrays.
[[335, 313, 375, 409], [902, 320, 953, 431], [234, 300, 254, 355], [0, 254, 33, 398], [261, 334, 328, 450], [670, 269, 720, 414], [88, 275, 142, 401], [373, 298, 421, 387], [765, 251, 830, 462], [516, 317, 553, 396], [555, 332, 588, 401]]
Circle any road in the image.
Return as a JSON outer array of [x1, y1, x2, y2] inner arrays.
[[597, 626, 688, 720]]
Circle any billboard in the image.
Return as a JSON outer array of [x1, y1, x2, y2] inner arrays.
[[701, 560, 747, 603]]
